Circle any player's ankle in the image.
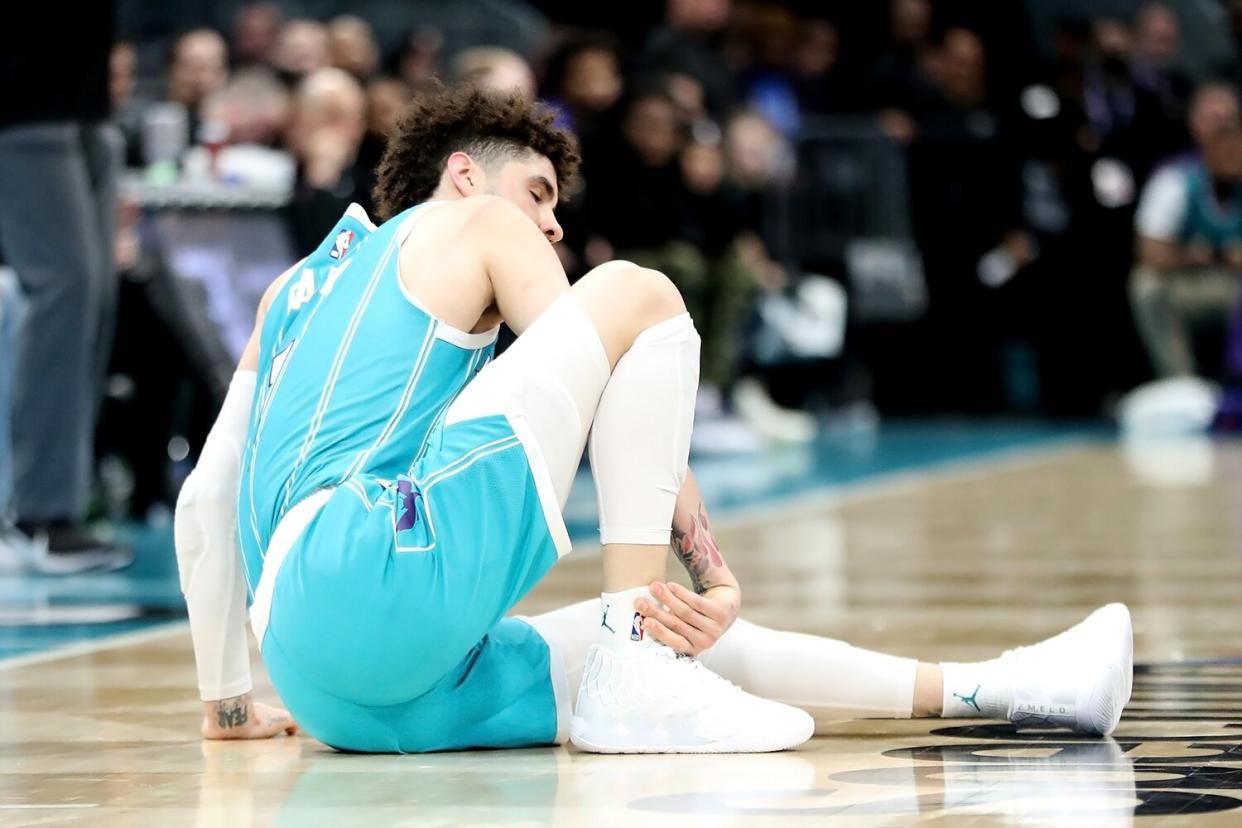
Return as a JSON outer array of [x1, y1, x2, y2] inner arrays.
[[939, 661, 1013, 719], [597, 586, 658, 648]]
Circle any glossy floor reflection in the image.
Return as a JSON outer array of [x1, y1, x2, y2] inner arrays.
[[3, 438, 1242, 826]]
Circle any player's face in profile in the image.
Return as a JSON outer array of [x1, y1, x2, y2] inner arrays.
[[487, 154, 564, 244]]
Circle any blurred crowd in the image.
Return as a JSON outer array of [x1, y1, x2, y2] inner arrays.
[[8, 0, 1242, 547], [106, 1, 1242, 417]]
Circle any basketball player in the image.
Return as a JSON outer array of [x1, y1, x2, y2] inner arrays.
[[174, 83, 1133, 753]]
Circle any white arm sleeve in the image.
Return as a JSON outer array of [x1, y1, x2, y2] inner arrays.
[[1136, 164, 1189, 241], [173, 371, 257, 701]]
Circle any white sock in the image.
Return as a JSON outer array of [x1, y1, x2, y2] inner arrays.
[[940, 660, 1013, 719], [597, 587, 658, 649]]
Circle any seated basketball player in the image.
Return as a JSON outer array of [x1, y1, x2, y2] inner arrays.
[[174, 83, 1133, 752]]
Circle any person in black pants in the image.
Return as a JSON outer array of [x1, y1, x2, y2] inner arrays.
[[0, 3, 132, 572]]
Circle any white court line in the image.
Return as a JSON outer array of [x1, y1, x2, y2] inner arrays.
[[0, 435, 1097, 671], [0, 805, 100, 810], [0, 620, 189, 672]]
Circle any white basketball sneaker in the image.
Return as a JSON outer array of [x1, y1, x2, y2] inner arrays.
[[1001, 603, 1133, 736], [570, 640, 814, 754]]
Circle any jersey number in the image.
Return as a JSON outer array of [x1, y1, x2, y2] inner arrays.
[[288, 261, 350, 312]]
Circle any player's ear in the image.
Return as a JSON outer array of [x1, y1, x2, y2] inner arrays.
[[445, 151, 482, 197]]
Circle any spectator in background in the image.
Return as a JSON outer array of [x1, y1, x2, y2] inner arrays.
[[391, 28, 444, 92], [272, 19, 331, 87], [1222, 0, 1242, 91], [111, 41, 147, 167], [201, 69, 291, 149], [583, 88, 686, 263], [0, 2, 131, 570], [870, 0, 933, 109], [904, 27, 1034, 410], [585, 88, 763, 447], [793, 19, 854, 116], [721, 109, 789, 268], [111, 41, 138, 114], [167, 29, 230, 141], [191, 69, 295, 189], [233, 3, 282, 70], [452, 47, 537, 100], [1131, 83, 1242, 379], [355, 77, 412, 215], [329, 15, 381, 82], [1131, 2, 1192, 127], [1081, 15, 1178, 181], [542, 34, 625, 141], [1187, 83, 1241, 156], [679, 123, 760, 388], [644, 0, 737, 117], [285, 68, 369, 251], [732, 3, 803, 134]]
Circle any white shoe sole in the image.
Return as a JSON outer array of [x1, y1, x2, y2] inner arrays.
[[569, 715, 814, 755]]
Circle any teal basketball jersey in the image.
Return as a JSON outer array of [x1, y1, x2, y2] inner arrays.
[[237, 202, 497, 595], [1178, 163, 1242, 250]]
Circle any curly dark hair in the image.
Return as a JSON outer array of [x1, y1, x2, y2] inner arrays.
[[372, 82, 581, 219]]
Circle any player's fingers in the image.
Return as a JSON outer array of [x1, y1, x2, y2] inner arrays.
[[635, 598, 693, 641], [640, 591, 715, 648], [649, 582, 711, 630], [665, 582, 720, 619], [642, 616, 696, 654], [646, 601, 715, 654]]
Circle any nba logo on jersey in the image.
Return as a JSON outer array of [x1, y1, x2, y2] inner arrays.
[[329, 229, 355, 259], [630, 612, 644, 641]]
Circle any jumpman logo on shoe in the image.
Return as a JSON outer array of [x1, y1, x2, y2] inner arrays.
[[600, 604, 615, 633], [954, 684, 982, 713]]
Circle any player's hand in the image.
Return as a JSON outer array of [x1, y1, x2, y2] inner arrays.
[[636, 582, 741, 657], [201, 693, 300, 740]]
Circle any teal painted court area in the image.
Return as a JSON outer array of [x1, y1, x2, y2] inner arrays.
[[0, 420, 1103, 661]]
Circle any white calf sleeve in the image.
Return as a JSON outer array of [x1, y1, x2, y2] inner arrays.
[[588, 313, 699, 546], [174, 371, 256, 701], [698, 620, 918, 722], [525, 601, 919, 726]]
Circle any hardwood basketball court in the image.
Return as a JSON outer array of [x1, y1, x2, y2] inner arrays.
[[3, 437, 1240, 825]]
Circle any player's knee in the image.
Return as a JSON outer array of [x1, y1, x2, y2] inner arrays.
[[638, 266, 687, 319], [577, 261, 688, 350]]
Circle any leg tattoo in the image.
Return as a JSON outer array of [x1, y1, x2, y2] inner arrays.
[[215, 693, 251, 729]]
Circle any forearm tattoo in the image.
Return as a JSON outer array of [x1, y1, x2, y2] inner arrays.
[[670, 503, 726, 594], [215, 694, 250, 729]]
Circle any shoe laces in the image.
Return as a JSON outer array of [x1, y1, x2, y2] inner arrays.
[[650, 643, 745, 696]]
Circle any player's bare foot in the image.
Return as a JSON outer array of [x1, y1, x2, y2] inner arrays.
[[201, 693, 300, 740]]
